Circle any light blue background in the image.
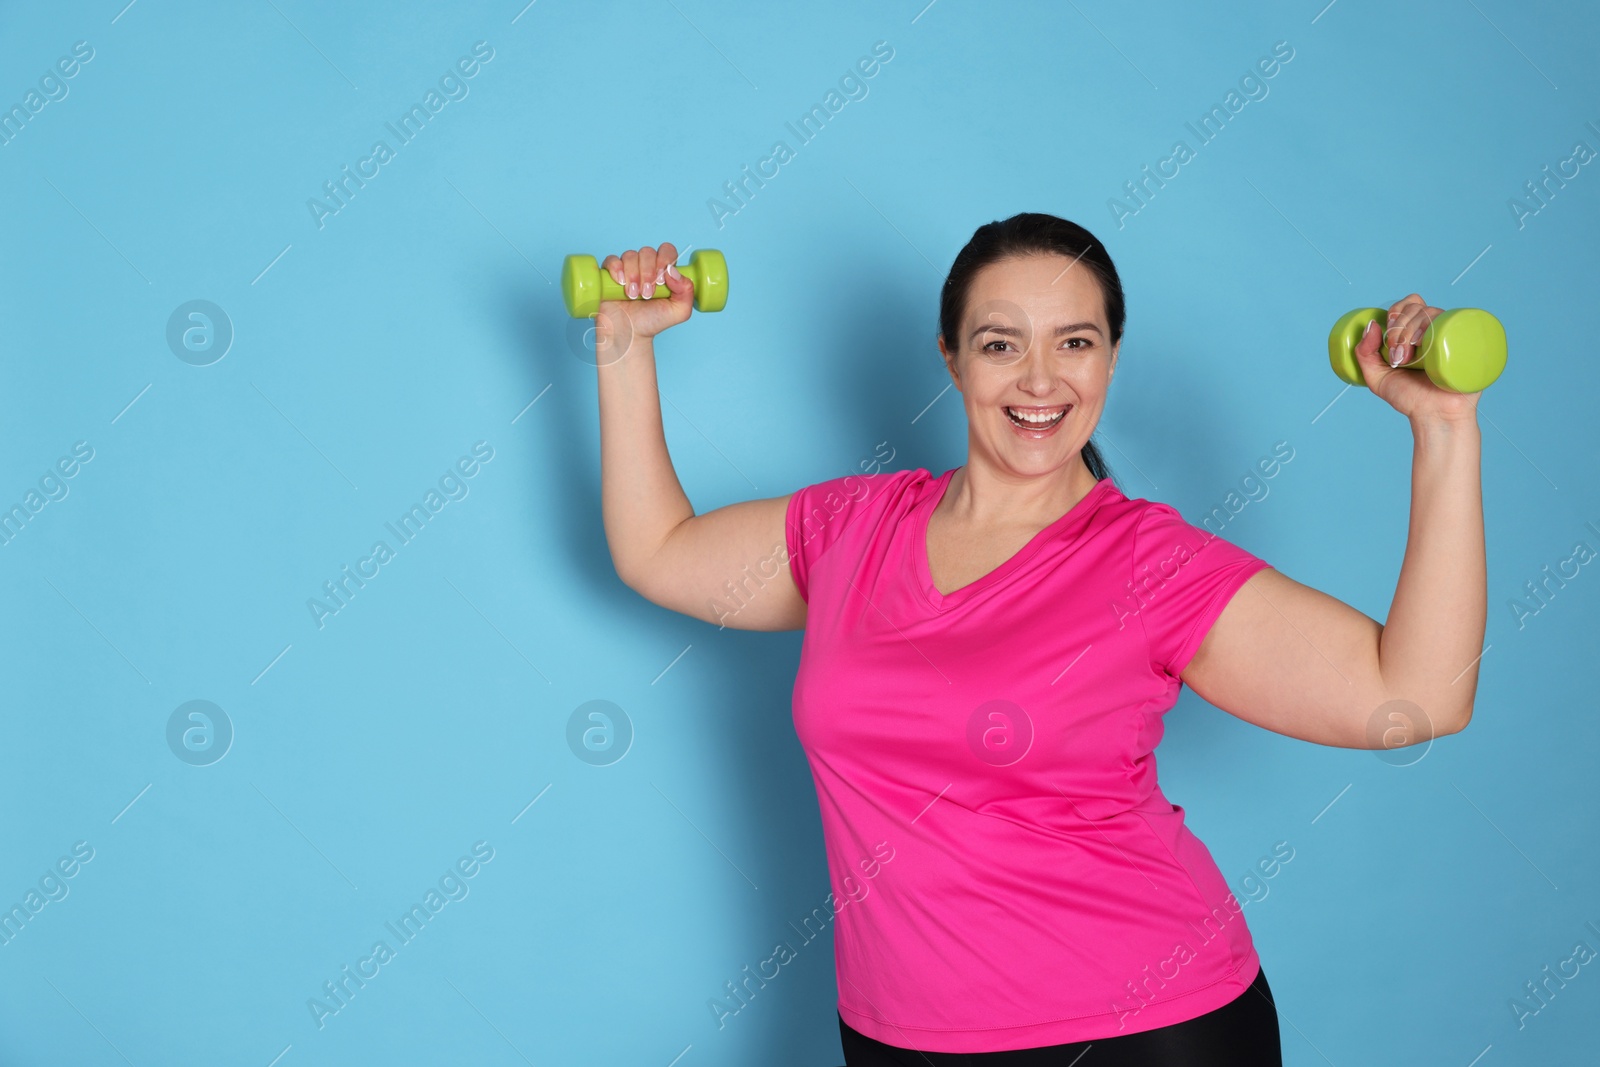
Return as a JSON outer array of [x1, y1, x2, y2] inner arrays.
[[1, 1, 1597, 1064]]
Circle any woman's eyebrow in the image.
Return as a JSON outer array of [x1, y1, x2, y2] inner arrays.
[[968, 321, 1104, 342]]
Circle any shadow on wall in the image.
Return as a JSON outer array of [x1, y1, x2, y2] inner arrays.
[[498, 279, 847, 1065]]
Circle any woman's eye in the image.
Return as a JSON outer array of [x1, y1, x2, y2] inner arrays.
[[982, 338, 1091, 354]]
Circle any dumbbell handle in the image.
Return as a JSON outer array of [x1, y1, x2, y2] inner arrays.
[[596, 263, 701, 302], [1328, 307, 1506, 394]]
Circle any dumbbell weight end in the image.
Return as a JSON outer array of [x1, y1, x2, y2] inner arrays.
[[1328, 306, 1506, 394]]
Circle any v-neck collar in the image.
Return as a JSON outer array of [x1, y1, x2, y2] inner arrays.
[[912, 467, 1114, 613]]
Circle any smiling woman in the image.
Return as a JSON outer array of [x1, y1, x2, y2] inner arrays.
[[590, 213, 1486, 1065]]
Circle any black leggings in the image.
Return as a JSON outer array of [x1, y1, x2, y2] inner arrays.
[[839, 964, 1281, 1066]]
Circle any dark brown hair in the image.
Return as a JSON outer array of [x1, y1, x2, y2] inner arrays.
[[938, 212, 1123, 484]]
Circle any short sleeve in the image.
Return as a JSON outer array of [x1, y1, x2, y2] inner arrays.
[[1129, 502, 1273, 679], [785, 470, 909, 603]]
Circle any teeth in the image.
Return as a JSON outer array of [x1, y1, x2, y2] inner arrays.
[[1006, 407, 1066, 425]]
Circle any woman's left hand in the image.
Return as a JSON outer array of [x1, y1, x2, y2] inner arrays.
[[1351, 293, 1481, 423]]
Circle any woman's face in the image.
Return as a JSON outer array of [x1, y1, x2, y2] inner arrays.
[[937, 253, 1119, 481]]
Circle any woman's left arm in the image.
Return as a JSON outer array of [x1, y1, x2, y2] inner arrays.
[[1183, 293, 1488, 749]]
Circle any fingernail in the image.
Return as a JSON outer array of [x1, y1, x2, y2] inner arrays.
[[1389, 345, 1404, 368], [626, 281, 638, 298], [667, 263, 680, 279]]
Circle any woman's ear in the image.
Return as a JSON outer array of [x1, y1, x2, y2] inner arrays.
[[937, 335, 961, 388]]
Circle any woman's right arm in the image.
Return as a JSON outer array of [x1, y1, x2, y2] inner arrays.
[[594, 242, 806, 632]]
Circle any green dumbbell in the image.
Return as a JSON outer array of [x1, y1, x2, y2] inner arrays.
[[560, 249, 729, 318], [1328, 307, 1506, 394]]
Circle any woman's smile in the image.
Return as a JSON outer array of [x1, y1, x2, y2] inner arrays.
[[1003, 403, 1072, 437]]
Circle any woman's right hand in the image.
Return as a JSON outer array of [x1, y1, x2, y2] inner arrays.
[[598, 242, 696, 343]]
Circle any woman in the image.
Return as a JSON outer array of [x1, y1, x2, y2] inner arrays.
[[593, 213, 1486, 1065]]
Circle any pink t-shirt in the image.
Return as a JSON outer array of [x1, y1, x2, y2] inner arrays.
[[784, 465, 1274, 1052]]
